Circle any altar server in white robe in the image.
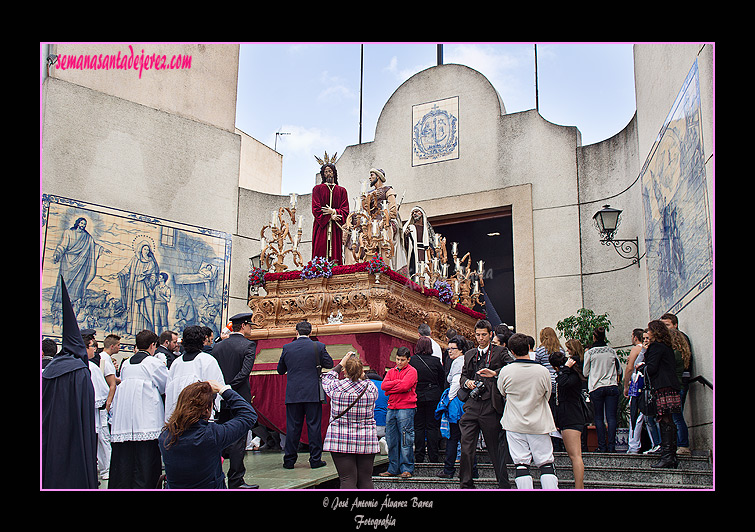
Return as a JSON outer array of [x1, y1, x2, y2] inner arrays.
[[164, 324, 226, 423], [108, 329, 169, 489], [85, 335, 112, 480]]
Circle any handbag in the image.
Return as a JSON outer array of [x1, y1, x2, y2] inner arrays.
[[313, 343, 327, 404], [331, 382, 368, 421], [637, 366, 657, 416], [579, 388, 595, 425]]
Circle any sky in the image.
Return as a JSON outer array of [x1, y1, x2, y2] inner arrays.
[[234, 42, 637, 196]]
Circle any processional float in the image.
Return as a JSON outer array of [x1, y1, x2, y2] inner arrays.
[[244, 163, 492, 440]]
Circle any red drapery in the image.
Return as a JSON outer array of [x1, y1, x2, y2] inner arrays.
[[248, 332, 413, 444]]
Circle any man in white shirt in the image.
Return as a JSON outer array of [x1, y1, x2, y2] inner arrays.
[[497, 333, 558, 489]]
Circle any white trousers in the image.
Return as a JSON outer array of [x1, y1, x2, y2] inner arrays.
[[628, 412, 645, 453], [97, 410, 111, 476], [506, 431, 558, 489]]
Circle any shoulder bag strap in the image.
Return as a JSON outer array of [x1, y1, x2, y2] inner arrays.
[[332, 381, 369, 421]]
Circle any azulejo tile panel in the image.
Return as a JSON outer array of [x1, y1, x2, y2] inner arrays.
[[640, 60, 712, 318], [41, 195, 231, 345]]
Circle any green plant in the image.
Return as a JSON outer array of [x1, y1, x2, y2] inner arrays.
[[556, 308, 611, 349], [557, 308, 629, 429], [615, 348, 630, 428]]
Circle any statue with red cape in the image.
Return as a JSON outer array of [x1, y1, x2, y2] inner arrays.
[[311, 152, 349, 265]]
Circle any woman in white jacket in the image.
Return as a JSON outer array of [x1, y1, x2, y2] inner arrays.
[[582, 327, 620, 453]]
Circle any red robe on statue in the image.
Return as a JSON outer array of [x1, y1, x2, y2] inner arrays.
[[311, 182, 349, 265]]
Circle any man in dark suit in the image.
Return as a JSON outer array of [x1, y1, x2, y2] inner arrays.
[[211, 312, 258, 488], [156, 330, 178, 368], [458, 319, 514, 489], [277, 320, 334, 469]]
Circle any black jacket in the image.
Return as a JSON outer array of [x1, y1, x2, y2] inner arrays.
[[645, 341, 680, 391], [459, 344, 514, 415], [211, 333, 257, 403], [410, 353, 446, 404], [553, 366, 585, 428]]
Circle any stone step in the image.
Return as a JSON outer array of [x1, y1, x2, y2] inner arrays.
[[372, 451, 713, 490]]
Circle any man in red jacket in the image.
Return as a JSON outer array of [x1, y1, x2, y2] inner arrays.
[[379, 346, 418, 478]]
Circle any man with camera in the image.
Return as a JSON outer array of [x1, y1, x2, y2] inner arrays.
[[457, 320, 514, 489]]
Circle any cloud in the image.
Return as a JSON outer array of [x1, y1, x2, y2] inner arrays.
[[317, 70, 357, 102]]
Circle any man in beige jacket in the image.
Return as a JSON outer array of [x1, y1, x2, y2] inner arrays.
[[497, 333, 559, 489]]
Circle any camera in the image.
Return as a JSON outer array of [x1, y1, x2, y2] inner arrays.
[[468, 380, 486, 400]]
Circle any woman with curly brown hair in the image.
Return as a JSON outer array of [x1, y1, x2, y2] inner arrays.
[[644, 320, 682, 469], [158, 380, 257, 488]]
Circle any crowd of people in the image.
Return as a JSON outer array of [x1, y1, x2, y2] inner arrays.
[[41, 307, 695, 490]]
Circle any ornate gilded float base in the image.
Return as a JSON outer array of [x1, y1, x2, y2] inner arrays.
[[247, 271, 480, 345]]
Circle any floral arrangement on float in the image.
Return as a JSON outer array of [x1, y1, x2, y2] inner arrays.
[[248, 267, 266, 288], [433, 280, 454, 305], [300, 256, 335, 280], [365, 256, 389, 274], [260, 258, 486, 320]]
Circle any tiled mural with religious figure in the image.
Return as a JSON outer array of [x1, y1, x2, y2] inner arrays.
[[41, 195, 231, 345], [641, 60, 712, 318]]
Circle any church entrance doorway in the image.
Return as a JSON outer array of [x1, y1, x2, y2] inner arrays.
[[430, 208, 515, 328]]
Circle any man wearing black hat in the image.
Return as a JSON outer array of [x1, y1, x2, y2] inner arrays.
[[277, 320, 334, 469], [211, 312, 259, 489]]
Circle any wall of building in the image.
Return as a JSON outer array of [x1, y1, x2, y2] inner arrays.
[[631, 43, 715, 450], [41, 44, 243, 343], [237, 128, 283, 194]]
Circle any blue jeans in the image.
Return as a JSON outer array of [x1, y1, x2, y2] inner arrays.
[[672, 388, 689, 447], [385, 408, 415, 474], [590, 385, 619, 452]]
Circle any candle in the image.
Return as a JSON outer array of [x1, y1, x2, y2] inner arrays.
[[473, 281, 479, 294], [382, 228, 389, 242], [452, 242, 458, 255], [434, 234, 440, 248], [478, 260, 484, 275], [455, 259, 461, 272], [352, 229, 359, 245], [454, 279, 459, 293], [292, 234, 298, 250], [372, 220, 379, 235], [271, 211, 277, 228], [261, 237, 266, 252], [361, 181, 367, 195], [290, 192, 297, 207], [298, 215, 303, 229], [442, 264, 448, 278], [432, 257, 438, 272]]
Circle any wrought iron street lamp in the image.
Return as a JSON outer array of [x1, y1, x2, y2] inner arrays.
[[592, 205, 640, 267]]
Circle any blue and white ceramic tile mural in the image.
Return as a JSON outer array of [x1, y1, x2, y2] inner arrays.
[[412, 96, 459, 167], [41, 195, 231, 345], [641, 60, 712, 318]]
